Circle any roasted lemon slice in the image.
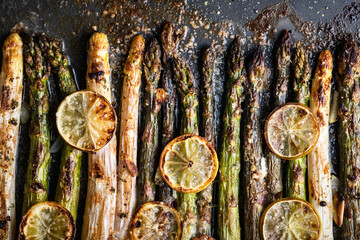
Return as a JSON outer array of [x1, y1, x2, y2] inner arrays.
[[265, 103, 320, 160], [131, 201, 181, 240], [159, 134, 218, 193], [18, 201, 75, 240], [261, 198, 321, 240], [56, 90, 117, 152]]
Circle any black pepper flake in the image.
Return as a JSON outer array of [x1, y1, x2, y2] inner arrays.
[[11, 100, 19, 110], [120, 213, 127, 218], [9, 118, 17, 125], [320, 201, 327, 207]]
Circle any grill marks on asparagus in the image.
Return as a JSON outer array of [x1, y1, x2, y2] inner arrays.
[[138, 39, 163, 204], [218, 37, 244, 240], [22, 33, 51, 214], [267, 30, 292, 202], [39, 33, 82, 220], [286, 41, 310, 200], [115, 34, 145, 239], [337, 37, 360, 240], [0, 33, 23, 240], [157, 22, 179, 205], [243, 48, 268, 240], [173, 55, 198, 240], [197, 45, 216, 236], [309, 49, 333, 240], [82, 32, 117, 239]]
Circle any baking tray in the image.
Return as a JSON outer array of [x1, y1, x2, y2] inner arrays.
[[1, 0, 360, 239]]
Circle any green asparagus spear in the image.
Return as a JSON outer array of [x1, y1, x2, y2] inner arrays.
[[286, 41, 310, 200], [337, 37, 360, 240], [156, 22, 179, 206], [22, 33, 51, 214], [138, 39, 164, 204], [267, 30, 292, 202], [38, 33, 82, 219], [218, 37, 244, 240], [243, 48, 268, 240], [173, 55, 198, 240]]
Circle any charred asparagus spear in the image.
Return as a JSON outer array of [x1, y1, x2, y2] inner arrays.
[[156, 21, 179, 206], [243, 48, 268, 240], [337, 37, 360, 240], [267, 30, 292, 202], [197, 45, 216, 236], [0, 33, 23, 240], [218, 37, 244, 240], [39, 33, 82, 219], [173, 55, 198, 240], [308, 49, 333, 240], [138, 39, 164, 204], [286, 41, 310, 200], [22, 33, 51, 213], [82, 32, 117, 239], [115, 34, 145, 239]]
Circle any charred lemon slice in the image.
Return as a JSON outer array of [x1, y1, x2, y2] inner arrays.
[[261, 198, 321, 240], [19, 201, 75, 240], [131, 201, 181, 240], [159, 134, 218, 193], [264, 103, 320, 160], [56, 90, 117, 152]]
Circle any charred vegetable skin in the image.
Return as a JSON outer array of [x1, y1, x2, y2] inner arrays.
[[138, 39, 164, 204], [218, 37, 244, 240], [267, 30, 292, 202], [39, 33, 82, 219], [197, 45, 216, 236], [157, 21, 178, 206], [243, 48, 268, 240], [337, 37, 360, 240], [22, 33, 51, 214], [173, 55, 198, 240], [0, 33, 23, 240], [286, 41, 310, 200]]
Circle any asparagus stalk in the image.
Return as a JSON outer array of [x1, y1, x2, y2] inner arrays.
[[138, 39, 164, 204], [337, 37, 360, 240], [308, 49, 333, 240], [82, 32, 117, 239], [115, 34, 145, 239], [0, 33, 23, 240], [39, 33, 82, 219], [197, 45, 216, 236], [267, 30, 292, 202], [156, 21, 179, 205], [218, 37, 244, 240], [286, 41, 310, 200], [22, 33, 51, 214], [173, 55, 198, 240], [243, 48, 268, 240]]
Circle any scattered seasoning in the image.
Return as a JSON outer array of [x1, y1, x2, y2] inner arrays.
[[320, 201, 327, 207]]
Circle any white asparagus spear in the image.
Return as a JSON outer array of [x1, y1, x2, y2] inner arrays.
[[114, 34, 145, 239], [308, 49, 333, 240], [0, 33, 23, 240], [82, 32, 117, 240]]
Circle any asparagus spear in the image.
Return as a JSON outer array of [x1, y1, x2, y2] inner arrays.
[[0, 33, 23, 240], [286, 41, 310, 200], [337, 37, 360, 240], [173, 55, 198, 240], [39, 33, 82, 219], [309, 49, 333, 240], [22, 33, 51, 214], [82, 32, 117, 239], [243, 48, 268, 240], [115, 34, 145, 239], [138, 39, 164, 204], [156, 21, 179, 205], [196, 45, 216, 236], [267, 30, 292, 202], [218, 37, 244, 240]]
